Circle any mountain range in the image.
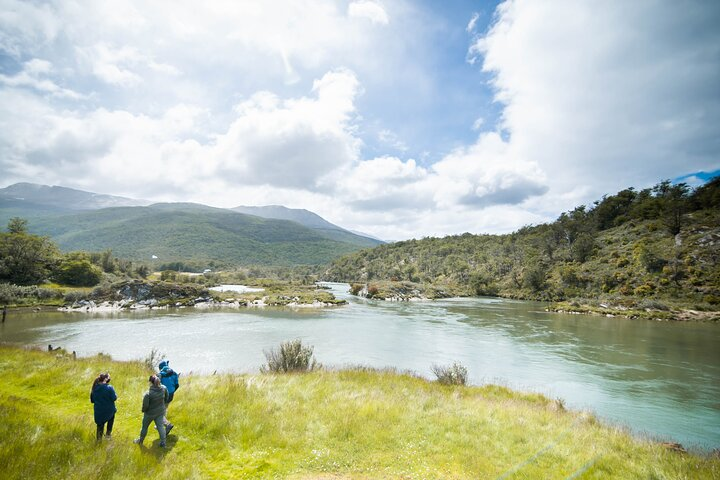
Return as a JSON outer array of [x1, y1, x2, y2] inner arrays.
[[0, 183, 382, 266]]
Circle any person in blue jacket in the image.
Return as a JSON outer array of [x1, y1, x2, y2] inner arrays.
[[158, 359, 180, 434], [90, 372, 117, 442]]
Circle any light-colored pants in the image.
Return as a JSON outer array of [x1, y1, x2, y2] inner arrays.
[[138, 413, 166, 444]]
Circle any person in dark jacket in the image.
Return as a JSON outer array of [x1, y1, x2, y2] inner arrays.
[[158, 359, 179, 434], [90, 372, 117, 442], [133, 375, 169, 447]]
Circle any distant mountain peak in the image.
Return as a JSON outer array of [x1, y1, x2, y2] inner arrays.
[[232, 205, 383, 246], [0, 182, 150, 210]]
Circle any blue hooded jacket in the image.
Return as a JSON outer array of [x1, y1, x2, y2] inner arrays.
[[158, 360, 180, 396], [90, 383, 117, 424]]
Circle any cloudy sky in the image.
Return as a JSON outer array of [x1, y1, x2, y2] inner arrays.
[[1, 0, 718, 240]]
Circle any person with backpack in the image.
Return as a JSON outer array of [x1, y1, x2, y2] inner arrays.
[[158, 359, 180, 434], [90, 372, 117, 442], [133, 375, 168, 448]]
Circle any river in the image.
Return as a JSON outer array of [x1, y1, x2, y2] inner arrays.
[[1, 283, 718, 449]]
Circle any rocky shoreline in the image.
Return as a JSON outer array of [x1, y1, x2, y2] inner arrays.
[[546, 302, 720, 322], [58, 297, 341, 312], [56, 280, 345, 312]]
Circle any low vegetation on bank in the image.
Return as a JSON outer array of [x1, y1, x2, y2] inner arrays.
[[0, 345, 716, 479], [328, 178, 720, 320]]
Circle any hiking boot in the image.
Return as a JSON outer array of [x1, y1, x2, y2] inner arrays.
[[133, 438, 143, 445], [165, 423, 174, 435], [159, 442, 166, 448]]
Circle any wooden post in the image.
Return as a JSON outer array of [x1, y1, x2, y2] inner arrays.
[[1, 305, 6, 323]]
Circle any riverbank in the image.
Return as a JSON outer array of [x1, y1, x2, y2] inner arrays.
[[1, 279, 345, 312], [0, 346, 717, 479], [547, 300, 720, 323], [346, 281, 720, 322]]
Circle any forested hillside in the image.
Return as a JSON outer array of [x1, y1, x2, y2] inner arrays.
[[326, 178, 720, 309], [0, 183, 380, 267], [18, 203, 375, 267]]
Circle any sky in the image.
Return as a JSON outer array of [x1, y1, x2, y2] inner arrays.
[[0, 0, 718, 240]]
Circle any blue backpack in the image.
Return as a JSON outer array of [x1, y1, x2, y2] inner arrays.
[[158, 361, 180, 395]]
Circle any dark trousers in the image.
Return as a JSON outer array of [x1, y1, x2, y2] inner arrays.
[[96, 414, 115, 440]]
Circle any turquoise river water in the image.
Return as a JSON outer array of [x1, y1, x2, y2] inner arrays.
[[1, 283, 718, 449]]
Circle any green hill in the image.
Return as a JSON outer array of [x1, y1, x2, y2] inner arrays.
[[9, 203, 374, 267], [326, 178, 720, 311], [0, 183, 381, 267], [232, 205, 382, 247]]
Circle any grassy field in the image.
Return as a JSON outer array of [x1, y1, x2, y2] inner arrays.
[[0, 346, 717, 479]]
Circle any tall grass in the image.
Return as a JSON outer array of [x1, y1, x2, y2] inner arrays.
[[0, 346, 717, 479], [431, 361, 468, 385], [260, 339, 318, 373]]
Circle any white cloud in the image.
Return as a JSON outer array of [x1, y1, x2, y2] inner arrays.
[[215, 69, 361, 188], [333, 156, 431, 211], [0, 59, 83, 99], [431, 132, 548, 209], [348, 1, 390, 25], [469, 0, 720, 214], [0, 69, 362, 197], [2, 0, 718, 242], [466, 12, 479, 33], [377, 129, 408, 152]]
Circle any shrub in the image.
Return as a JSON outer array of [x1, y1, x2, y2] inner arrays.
[[144, 348, 166, 372], [261, 339, 318, 373], [0, 283, 61, 303], [638, 299, 670, 311], [160, 270, 178, 281], [63, 291, 86, 303], [54, 257, 102, 286], [571, 234, 595, 263], [633, 241, 667, 273], [431, 362, 468, 386], [634, 284, 655, 297], [0, 283, 25, 303], [349, 283, 363, 295], [705, 295, 720, 306]]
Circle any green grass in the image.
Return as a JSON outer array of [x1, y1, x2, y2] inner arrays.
[[0, 346, 717, 479]]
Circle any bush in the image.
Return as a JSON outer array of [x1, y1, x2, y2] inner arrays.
[[0, 283, 61, 304], [0, 283, 27, 303], [349, 283, 363, 295], [143, 348, 166, 372], [633, 284, 655, 297], [523, 263, 548, 292], [63, 291, 86, 303], [638, 299, 670, 311], [431, 362, 468, 386], [261, 339, 318, 373], [54, 257, 102, 287], [160, 270, 178, 281], [571, 234, 595, 263]]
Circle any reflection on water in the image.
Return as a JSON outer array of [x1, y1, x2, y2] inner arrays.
[[1, 283, 718, 448]]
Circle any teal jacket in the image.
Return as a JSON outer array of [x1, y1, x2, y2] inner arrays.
[[142, 384, 168, 418], [159, 366, 180, 395]]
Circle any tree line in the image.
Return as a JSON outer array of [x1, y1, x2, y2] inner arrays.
[[325, 177, 720, 305], [0, 218, 149, 287]]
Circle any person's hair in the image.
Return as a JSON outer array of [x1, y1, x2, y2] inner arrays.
[[92, 373, 110, 391], [149, 375, 161, 387]]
